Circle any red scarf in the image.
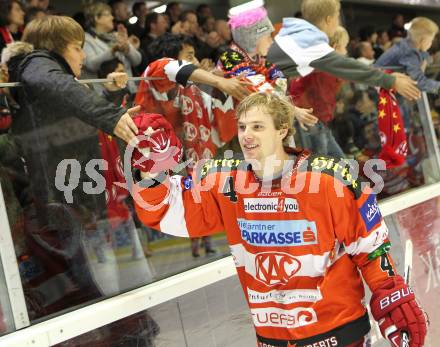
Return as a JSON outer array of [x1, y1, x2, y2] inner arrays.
[[0, 27, 14, 45], [98, 131, 130, 228], [377, 88, 408, 168]]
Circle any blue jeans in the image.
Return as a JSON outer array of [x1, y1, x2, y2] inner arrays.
[[298, 121, 345, 158]]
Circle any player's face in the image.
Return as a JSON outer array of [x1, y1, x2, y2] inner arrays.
[[238, 107, 286, 163]]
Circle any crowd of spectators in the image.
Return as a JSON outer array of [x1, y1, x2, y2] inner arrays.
[[0, 0, 439, 344]]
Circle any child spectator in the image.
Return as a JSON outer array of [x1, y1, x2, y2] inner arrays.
[[266, 0, 420, 101], [356, 41, 375, 66], [290, 26, 349, 157], [375, 17, 440, 95]]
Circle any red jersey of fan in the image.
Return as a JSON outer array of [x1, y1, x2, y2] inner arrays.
[[134, 149, 396, 346], [135, 58, 225, 163]]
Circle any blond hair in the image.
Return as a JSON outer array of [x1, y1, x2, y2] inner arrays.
[[23, 16, 84, 56], [330, 26, 349, 47], [301, 0, 340, 27], [409, 17, 439, 42], [235, 92, 295, 146]]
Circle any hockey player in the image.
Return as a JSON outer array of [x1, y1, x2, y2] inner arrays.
[[131, 92, 427, 347]]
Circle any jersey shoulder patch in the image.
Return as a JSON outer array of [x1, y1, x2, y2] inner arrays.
[[198, 158, 247, 180], [305, 154, 363, 199]]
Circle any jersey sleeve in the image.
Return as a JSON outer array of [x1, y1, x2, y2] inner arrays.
[[324, 164, 397, 292], [134, 173, 225, 238]]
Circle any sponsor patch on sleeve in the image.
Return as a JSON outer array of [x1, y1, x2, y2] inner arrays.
[[368, 241, 391, 260], [359, 194, 382, 232]]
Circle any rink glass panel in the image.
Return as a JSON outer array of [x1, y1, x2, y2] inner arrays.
[[0, 77, 232, 329], [0, 77, 439, 336], [53, 275, 257, 347]]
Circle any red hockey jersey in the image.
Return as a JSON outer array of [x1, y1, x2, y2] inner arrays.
[[135, 58, 223, 164], [134, 149, 396, 345]]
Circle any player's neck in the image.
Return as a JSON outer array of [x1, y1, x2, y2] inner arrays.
[[254, 150, 291, 181]]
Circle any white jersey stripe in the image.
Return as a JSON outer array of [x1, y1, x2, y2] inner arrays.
[[159, 176, 190, 237], [230, 243, 332, 278], [345, 221, 389, 256]]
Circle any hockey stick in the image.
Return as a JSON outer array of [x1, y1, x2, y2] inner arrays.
[[400, 239, 413, 347]]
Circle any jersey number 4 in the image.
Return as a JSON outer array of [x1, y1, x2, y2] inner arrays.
[[380, 254, 396, 276], [222, 177, 237, 202]]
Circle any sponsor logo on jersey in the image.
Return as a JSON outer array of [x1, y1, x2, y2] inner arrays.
[[359, 194, 382, 231], [302, 337, 338, 347], [200, 158, 242, 178], [244, 198, 299, 213], [251, 307, 317, 328], [247, 288, 322, 304], [183, 176, 193, 190], [230, 244, 329, 280], [238, 219, 318, 247], [254, 252, 301, 286], [257, 191, 282, 197]]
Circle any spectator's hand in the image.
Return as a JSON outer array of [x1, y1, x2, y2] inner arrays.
[[116, 24, 128, 40], [294, 107, 318, 130], [0, 64, 9, 84], [114, 105, 141, 144], [392, 72, 421, 101], [104, 72, 128, 91], [217, 76, 252, 101], [421, 60, 428, 73], [112, 42, 129, 55], [171, 21, 184, 34], [199, 58, 215, 72], [128, 35, 140, 50]]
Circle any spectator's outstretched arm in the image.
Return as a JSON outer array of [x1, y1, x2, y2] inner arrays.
[[309, 52, 420, 101], [21, 56, 139, 144], [140, 58, 252, 101], [188, 68, 252, 101], [269, 38, 420, 101]]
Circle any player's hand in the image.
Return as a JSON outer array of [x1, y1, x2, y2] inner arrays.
[[131, 112, 182, 173], [216, 76, 252, 101], [294, 106, 318, 130], [113, 105, 141, 144], [370, 276, 427, 347], [392, 73, 421, 101]]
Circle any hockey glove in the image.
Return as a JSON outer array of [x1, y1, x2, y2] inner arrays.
[[370, 275, 427, 347], [131, 112, 182, 174]]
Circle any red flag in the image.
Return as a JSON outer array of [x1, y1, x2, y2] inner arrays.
[[377, 88, 408, 168]]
